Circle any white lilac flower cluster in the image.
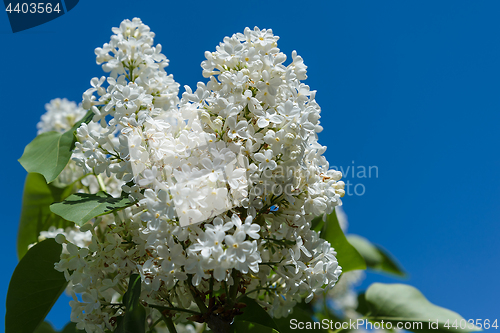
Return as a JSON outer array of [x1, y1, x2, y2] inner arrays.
[[37, 98, 86, 134], [49, 18, 345, 332], [39, 226, 92, 248]]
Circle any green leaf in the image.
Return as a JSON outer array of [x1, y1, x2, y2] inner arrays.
[[33, 321, 85, 333], [346, 234, 406, 277], [359, 283, 481, 333], [50, 192, 134, 226], [319, 210, 366, 272], [6, 239, 68, 333], [115, 274, 146, 333], [17, 173, 73, 259], [234, 296, 280, 332], [19, 110, 93, 183], [311, 215, 323, 231], [123, 274, 142, 312], [34, 321, 56, 333], [355, 292, 370, 317], [18, 131, 74, 184], [60, 322, 86, 333], [48, 180, 75, 203]]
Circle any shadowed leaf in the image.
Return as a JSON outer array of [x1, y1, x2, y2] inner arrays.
[[115, 274, 146, 333], [6, 239, 67, 333], [234, 296, 280, 332], [17, 173, 73, 259], [50, 191, 134, 226]]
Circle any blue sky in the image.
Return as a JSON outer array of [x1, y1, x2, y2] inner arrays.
[[2, 0, 499, 329]]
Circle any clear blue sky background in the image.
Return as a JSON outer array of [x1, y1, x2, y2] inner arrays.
[[1, 0, 499, 329]]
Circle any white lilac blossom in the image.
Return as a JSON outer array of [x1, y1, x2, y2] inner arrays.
[[50, 19, 345, 332], [38, 226, 92, 249], [37, 98, 86, 134]]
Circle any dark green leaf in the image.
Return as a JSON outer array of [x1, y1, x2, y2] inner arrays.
[[6, 239, 68, 333], [34, 321, 56, 333], [17, 173, 73, 259], [235, 296, 280, 331], [60, 322, 86, 333], [347, 235, 406, 277], [123, 274, 142, 312], [19, 110, 93, 183], [360, 283, 481, 333], [319, 210, 366, 272], [50, 192, 134, 226], [311, 216, 323, 231], [115, 274, 146, 333], [33, 321, 85, 333], [48, 181, 75, 203], [355, 292, 370, 316]]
